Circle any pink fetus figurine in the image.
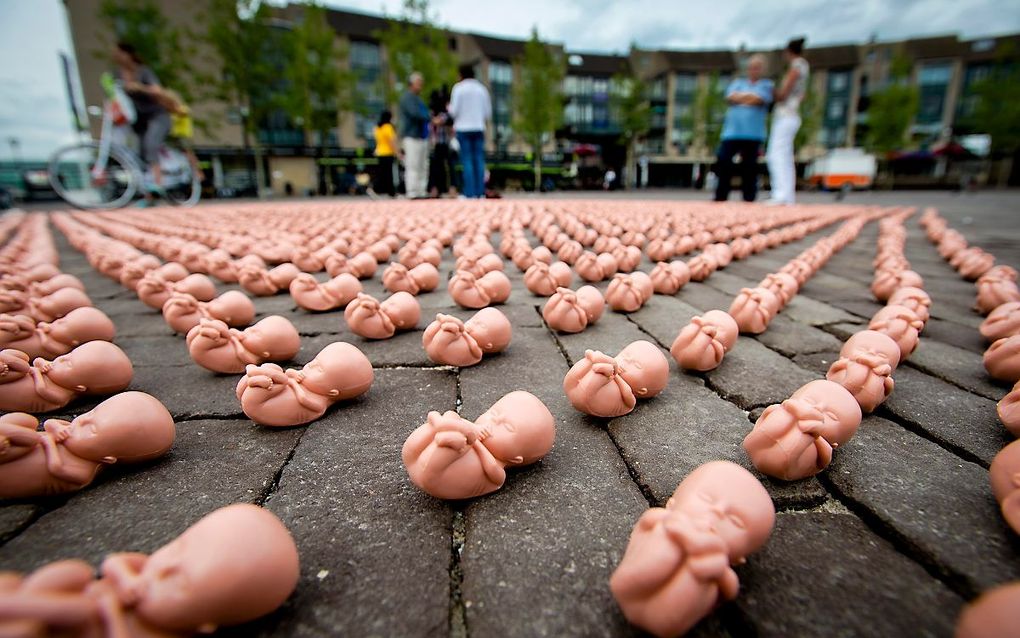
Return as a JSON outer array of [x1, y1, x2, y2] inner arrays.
[[237, 262, 301, 296], [610, 461, 775, 638], [448, 270, 512, 309], [759, 272, 799, 307], [137, 272, 216, 310], [981, 301, 1020, 342], [161, 291, 256, 335], [564, 341, 669, 418], [402, 390, 556, 500], [422, 308, 512, 367], [606, 273, 653, 313], [542, 286, 605, 333], [728, 287, 780, 334], [887, 286, 932, 324], [381, 262, 440, 295], [670, 310, 739, 372], [523, 261, 573, 296], [984, 334, 1020, 383], [996, 379, 1020, 438], [743, 379, 862, 481], [825, 330, 902, 413], [344, 292, 420, 339], [990, 439, 1020, 534], [0, 503, 299, 636], [975, 266, 1020, 315], [0, 391, 174, 499], [236, 341, 373, 426], [2, 287, 92, 323], [0, 307, 115, 359], [650, 261, 691, 295], [869, 304, 924, 359], [955, 581, 1020, 638], [0, 341, 133, 413], [186, 316, 300, 374], [289, 272, 363, 311]]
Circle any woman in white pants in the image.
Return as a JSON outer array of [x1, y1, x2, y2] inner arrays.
[[767, 37, 809, 205]]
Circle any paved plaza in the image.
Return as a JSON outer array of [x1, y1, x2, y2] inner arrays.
[[2, 190, 1019, 637]]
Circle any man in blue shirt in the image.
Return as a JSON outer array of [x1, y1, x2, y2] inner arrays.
[[714, 55, 773, 202]]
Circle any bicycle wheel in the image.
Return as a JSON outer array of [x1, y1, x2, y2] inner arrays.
[[48, 142, 139, 209], [161, 147, 202, 207]]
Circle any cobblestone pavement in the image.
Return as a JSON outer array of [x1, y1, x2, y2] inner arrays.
[[2, 190, 1018, 637]]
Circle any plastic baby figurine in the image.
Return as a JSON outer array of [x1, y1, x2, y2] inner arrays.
[[0, 341, 133, 413], [606, 273, 652, 313], [236, 341, 373, 426], [381, 262, 440, 295], [975, 266, 1020, 315], [137, 272, 217, 310], [758, 273, 799, 307], [0, 391, 175, 499], [0, 503, 299, 636], [871, 269, 924, 302], [2, 287, 92, 323], [825, 330, 902, 413], [996, 378, 1020, 438], [161, 290, 256, 335], [344, 292, 420, 340], [887, 286, 932, 324], [955, 581, 1020, 638], [686, 252, 718, 283], [743, 379, 862, 481], [422, 309, 512, 367], [447, 270, 512, 309], [0, 307, 115, 359], [984, 334, 1020, 383], [990, 439, 1020, 534], [868, 304, 925, 359], [542, 286, 605, 333], [186, 316, 300, 374], [237, 262, 301, 297], [728, 287, 780, 334], [402, 391, 555, 500], [563, 341, 669, 418], [288, 272, 363, 312], [574, 251, 618, 283], [650, 261, 691, 295], [670, 310, 740, 372], [610, 461, 775, 638], [523, 261, 573, 296], [981, 301, 1020, 343]]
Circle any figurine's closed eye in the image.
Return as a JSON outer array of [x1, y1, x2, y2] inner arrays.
[[824, 410, 839, 423], [727, 514, 746, 529], [699, 492, 714, 503]]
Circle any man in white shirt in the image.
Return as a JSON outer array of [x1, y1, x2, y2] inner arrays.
[[449, 64, 492, 198]]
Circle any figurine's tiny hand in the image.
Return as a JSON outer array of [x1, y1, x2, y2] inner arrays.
[[435, 430, 469, 450], [51, 423, 71, 442], [0, 436, 9, 454]]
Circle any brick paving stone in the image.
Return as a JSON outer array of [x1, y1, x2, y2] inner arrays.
[[791, 350, 841, 376], [0, 504, 39, 544], [0, 417, 301, 570], [921, 316, 987, 354], [779, 295, 861, 326], [115, 334, 194, 367], [824, 416, 1020, 594], [459, 328, 648, 637], [251, 368, 456, 637], [129, 365, 247, 420], [753, 314, 844, 357], [878, 366, 1010, 466], [905, 338, 1006, 400], [676, 281, 736, 313], [704, 337, 819, 409], [555, 309, 660, 366], [737, 511, 963, 638], [299, 329, 437, 367], [608, 371, 828, 510], [625, 295, 702, 348]]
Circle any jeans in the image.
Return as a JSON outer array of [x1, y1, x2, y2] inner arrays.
[[766, 114, 801, 203], [714, 139, 762, 202], [402, 137, 429, 198], [456, 130, 486, 198]]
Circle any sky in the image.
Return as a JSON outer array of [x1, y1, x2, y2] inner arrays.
[[1, 0, 1019, 160]]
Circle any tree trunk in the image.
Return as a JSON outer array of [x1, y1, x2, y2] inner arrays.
[[254, 143, 267, 199], [625, 140, 636, 190], [534, 142, 542, 192]]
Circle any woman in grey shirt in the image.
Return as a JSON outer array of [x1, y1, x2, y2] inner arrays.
[[766, 37, 809, 205]]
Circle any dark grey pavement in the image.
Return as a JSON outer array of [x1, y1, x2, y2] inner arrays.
[[2, 190, 1018, 637]]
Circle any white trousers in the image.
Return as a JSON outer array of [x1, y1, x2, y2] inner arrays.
[[766, 114, 801, 203], [402, 137, 429, 198]]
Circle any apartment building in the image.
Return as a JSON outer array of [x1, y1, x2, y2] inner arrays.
[[63, 1, 1018, 192]]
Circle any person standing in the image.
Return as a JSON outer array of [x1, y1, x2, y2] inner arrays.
[[399, 72, 430, 199], [112, 42, 171, 203], [767, 37, 810, 205], [448, 64, 492, 199], [714, 54, 773, 202], [428, 86, 454, 197], [372, 110, 398, 197]]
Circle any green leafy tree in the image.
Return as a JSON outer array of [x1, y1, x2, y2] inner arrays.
[[281, 2, 359, 149], [964, 64, 1020, 155], [693, 71, 727, 154], [611, 72, 651, 189], [375, 0, 456, 103], [864, 55, 919, 154], [96, 0, 199, 103], [205, 0, 279, 194], [513, 28, 565, 191]]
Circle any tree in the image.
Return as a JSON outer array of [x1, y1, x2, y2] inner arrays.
[[611, 72, 651, 189], [204, 0, 280, 195], [281, 2, 359, 150], [375, 0, 456, 103], [964, 61, 1020, 155], [513, 28, 565, 191], [864, 55, 919, 154], [692, 72, 727, 155], [96, 0, 199, 103]]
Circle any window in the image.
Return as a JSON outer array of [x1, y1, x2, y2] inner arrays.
[[489, 61, 513, 85], [350, 41, 381, 69], [916, 63, 951, 125], [593, 78, 609, 98], [829, 71, 849, 93], [827, 100, 845, 120], [674, 73, 697, 96], [918, 63, 952, 86]]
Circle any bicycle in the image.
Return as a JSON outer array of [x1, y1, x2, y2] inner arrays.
[[48, 74, 201, 209]]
